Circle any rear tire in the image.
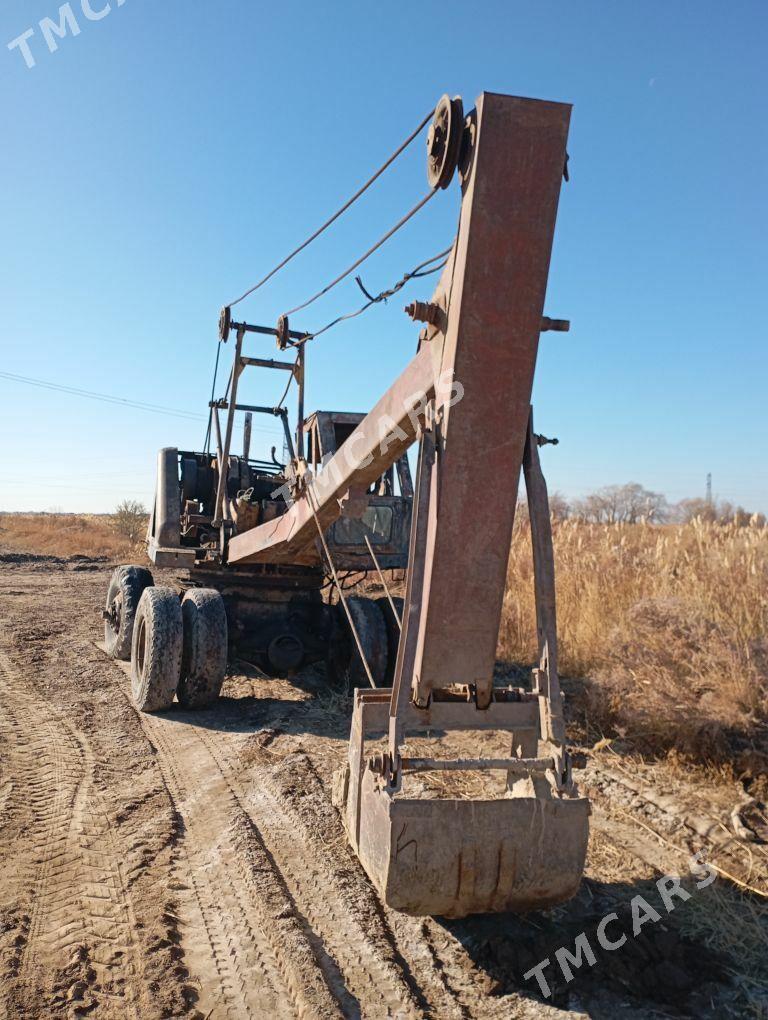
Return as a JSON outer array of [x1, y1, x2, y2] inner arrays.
[[178, 589, 228, 708], [130, 587, 182, 712], [104, 565, 154, 661], [326, 596, 388, 689], [376, 596, 404, 683]]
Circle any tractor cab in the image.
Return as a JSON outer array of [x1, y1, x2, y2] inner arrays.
[[303, 411, 412, 571]]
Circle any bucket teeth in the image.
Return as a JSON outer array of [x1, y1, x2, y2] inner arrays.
[[360, 777, 589, 917], [339, 690, 589, 918]]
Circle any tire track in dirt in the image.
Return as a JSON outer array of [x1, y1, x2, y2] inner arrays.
[[138, 710, 343, 1019], [252, 740, 480, 1019], [0, 641, 139, 1018], [196, 726, 426, 1018]]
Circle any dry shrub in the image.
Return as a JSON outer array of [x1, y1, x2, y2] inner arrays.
[[499, 516, 768, 768], [677, 880, 768, 1016], [0, 513, 145, 561], [589, 598, 765, 761]]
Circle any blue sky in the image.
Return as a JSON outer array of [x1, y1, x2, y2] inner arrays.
[[1, 1, 766, 513]]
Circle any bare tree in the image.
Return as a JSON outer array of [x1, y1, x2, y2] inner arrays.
[[549, 491, 571, 521], [573, 483, 668, 524], [114, 499, 148, 544], [515, 490, 570, 525], [676, 497, 712, 523], [676, 497, 766, 527]]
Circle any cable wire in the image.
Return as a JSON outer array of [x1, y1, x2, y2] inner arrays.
[[273, 366, 294, 411], [282, 189, 437, 320], [305, 481, 376, 687], [227, 107, 435, 309], [301, 244, 452, 343], [0, 369, 283, 438], [0, 370, 202, 422], [203, 338, 223, 452]]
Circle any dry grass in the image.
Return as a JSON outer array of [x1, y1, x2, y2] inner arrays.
[[4, 508, 766, 775], [676, 881, 768, 1015], [500, 516, 768, 774], [0, 513, 145, 562]]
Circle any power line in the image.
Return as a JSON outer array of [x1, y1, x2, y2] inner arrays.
[[0, 370, 282, 437], [0, 370, 202, 421]]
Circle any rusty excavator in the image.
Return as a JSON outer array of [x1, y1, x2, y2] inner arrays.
[[102, 91, 590, 917]]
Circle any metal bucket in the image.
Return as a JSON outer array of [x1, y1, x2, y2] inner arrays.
[[335, 689, 590, 918], [354, 775, 589, 917]]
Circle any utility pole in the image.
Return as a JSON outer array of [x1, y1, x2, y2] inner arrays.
[[706, 472, 712, 505]]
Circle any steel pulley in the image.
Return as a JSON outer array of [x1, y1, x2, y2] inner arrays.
[[218, 305, 232, 342], [276, 314, 290, 350], [426, 94, 464, 190]]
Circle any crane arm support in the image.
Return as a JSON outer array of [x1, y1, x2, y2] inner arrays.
[[226, 342, 437, 565]]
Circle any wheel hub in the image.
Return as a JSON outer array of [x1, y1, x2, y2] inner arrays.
[[268, 633, 304, 673], [104, 592, 123, 633]]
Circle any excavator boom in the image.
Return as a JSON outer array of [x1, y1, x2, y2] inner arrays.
[[227, 91, 590, 917]]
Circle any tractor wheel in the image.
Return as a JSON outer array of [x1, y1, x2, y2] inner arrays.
[[375, 596, 404, 683], [104, 564, 154, 661], [130, 587, 182, 712], [177, 589, 228, 708], [326, 596, 388, 689]]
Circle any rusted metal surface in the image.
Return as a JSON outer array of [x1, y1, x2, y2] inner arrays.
[[218, 304, 231, 342], [353, 774, 589, 917], [350, 686, 541, 734], [397, 755, 556, 774], [524, 410, 567, 746], [335, 686, 589, 918], [403, 300, 442, 325], [387, 424, 436, 769], [242, 412, 252, 462], [276, 314, 291, 351], [332, 92, 589, 919], [219, 308, 310, 345], [239, 355, 295, 372], [524, 411, 559, 683], [226, 342, 436, 565], [540, 316, 570, 332], [408, 92, 572, 710], [426, 93, 464, 190], [211, 407, 224, 470], [213, 327, 245, 527], [295, 344, 305, 459], [144, 90, 590, 919]]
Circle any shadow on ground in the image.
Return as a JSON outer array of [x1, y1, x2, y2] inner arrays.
[[442, 875, 729, 1018], [160, 660, 353, 737], [158, 656, 737, 1017]]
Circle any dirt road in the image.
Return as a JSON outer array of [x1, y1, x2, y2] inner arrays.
[[0, 554, 765, 1018]]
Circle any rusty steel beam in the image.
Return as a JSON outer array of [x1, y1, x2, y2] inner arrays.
[[409, 92, 571, 708], [229, 92, 570, 717], [399, 755, 556, 774], [226, 342, 437, 565]]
